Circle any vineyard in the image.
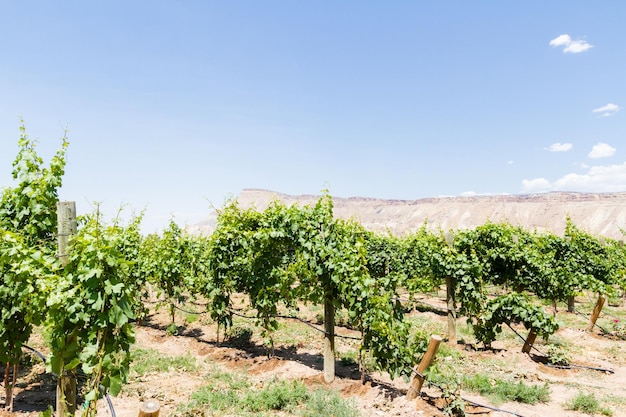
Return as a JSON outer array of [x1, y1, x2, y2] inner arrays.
[[2, 126, 626, 417]]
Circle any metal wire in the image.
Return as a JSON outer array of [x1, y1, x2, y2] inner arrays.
[[574, 307, 615, 335], [226, 307, 362, 341]]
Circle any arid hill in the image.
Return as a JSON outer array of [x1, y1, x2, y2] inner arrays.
[[188, 189, 626, 240]]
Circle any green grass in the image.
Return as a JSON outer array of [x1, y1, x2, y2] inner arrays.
[[462, 373, 550, 405], [565, 391, 613, 416], [339, 351, 358, 367], [338, 348, 377, 374], [301, 388, 361, 417], [130, 348, 199, 376], [176, 366, 361, 417], [272, 319, 319, 347], [184, 378, 307, 414], [405, 314, 447, 336], [243, 379, 309, 412], [184, 312, 200, 324]]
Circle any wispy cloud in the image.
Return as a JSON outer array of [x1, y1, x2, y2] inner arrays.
[[592, 103, 621, 117], [545, 143, 573, 152], [549, 34, 593, 53], [522, 161, 626, 193], [588, 142, 616, 159]]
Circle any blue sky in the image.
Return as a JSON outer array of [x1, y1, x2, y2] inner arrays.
[[1, 1, 625, 233]]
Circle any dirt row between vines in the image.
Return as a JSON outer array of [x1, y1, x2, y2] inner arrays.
[[3, 296, 626, 417]]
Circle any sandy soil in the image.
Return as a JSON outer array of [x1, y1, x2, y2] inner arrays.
[[2, 297, 626, 417]]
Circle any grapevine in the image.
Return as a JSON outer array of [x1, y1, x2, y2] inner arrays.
[[46, 209, 143, 417], [141, 220, 204, 333], [0, 123, 66, 410]]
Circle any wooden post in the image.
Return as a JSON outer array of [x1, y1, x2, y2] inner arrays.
[[57, 201, 77, 266], [56, 201, 77, 417], [567, 296, 575, 313], [522, 330, 537, 354], [407, 335, 442, 400], [445, 276, 457, 344], [3, 362, 17, 411], [138, 400, 160, 417], [56, 375, 77, 417], [586, 294, 606, 332], [323, 295, 335, 383], [443, 233, 457, 344]]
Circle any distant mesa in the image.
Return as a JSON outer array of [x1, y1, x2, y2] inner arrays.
[[187, 188, 626, 240]]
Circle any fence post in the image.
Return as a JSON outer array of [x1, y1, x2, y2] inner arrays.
[[407, 335, 442, 400], [522, 330, 537, 354], [56, 201, 77, 417], [323, 294, 335, 383], [586, 294, 606, 332], [443, 233, 457, 344], [445, 276, 457, 344], [57, 201, 77, 266]]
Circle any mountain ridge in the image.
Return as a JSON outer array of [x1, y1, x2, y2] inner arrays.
[[188, 189, 626, 240]]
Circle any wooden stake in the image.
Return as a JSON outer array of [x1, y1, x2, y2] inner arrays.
[[586, 294, 606, 332], [138, 400, 160, 417], [445, 276, 457, 344], [407, 335, 442, 400], [323, 295, 335, 383], [443, 233, 457, 344], [567, 296, 575, 313], [522, 330, 537, 354], [56, 372, 77, 417], [56, 201, 77, 417], [3, 362, 17, 412], [56, 201, 77, 266]]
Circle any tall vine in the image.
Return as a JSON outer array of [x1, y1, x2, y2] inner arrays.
[[0, 123, 67, 410], [46, 210, 143, 417]]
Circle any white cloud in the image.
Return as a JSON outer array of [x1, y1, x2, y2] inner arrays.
[[565, 40, 593, 53], [545, 143, 573, 152], [592, 103, 621, 117], [588, 142, 616, 159], [549, 34, 593, 53], [549, 34, 571, 47], [522, 161, 626, 193], [521, 178, 552, 193]]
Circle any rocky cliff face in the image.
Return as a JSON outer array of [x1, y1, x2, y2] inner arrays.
[[188, 189, 626, 240]]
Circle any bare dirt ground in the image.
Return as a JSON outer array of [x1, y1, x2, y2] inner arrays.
[[3, 294, 626, 417]]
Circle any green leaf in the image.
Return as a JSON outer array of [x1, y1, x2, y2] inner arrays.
[[66, 357, 81, 371], [108, 375, 123, 396]]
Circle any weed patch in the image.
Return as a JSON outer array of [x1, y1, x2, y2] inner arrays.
[[565, 391, 613, 416], [130, 348, 199, 376], [462, 373, 550, 405], [177, 368, 361, 417]]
